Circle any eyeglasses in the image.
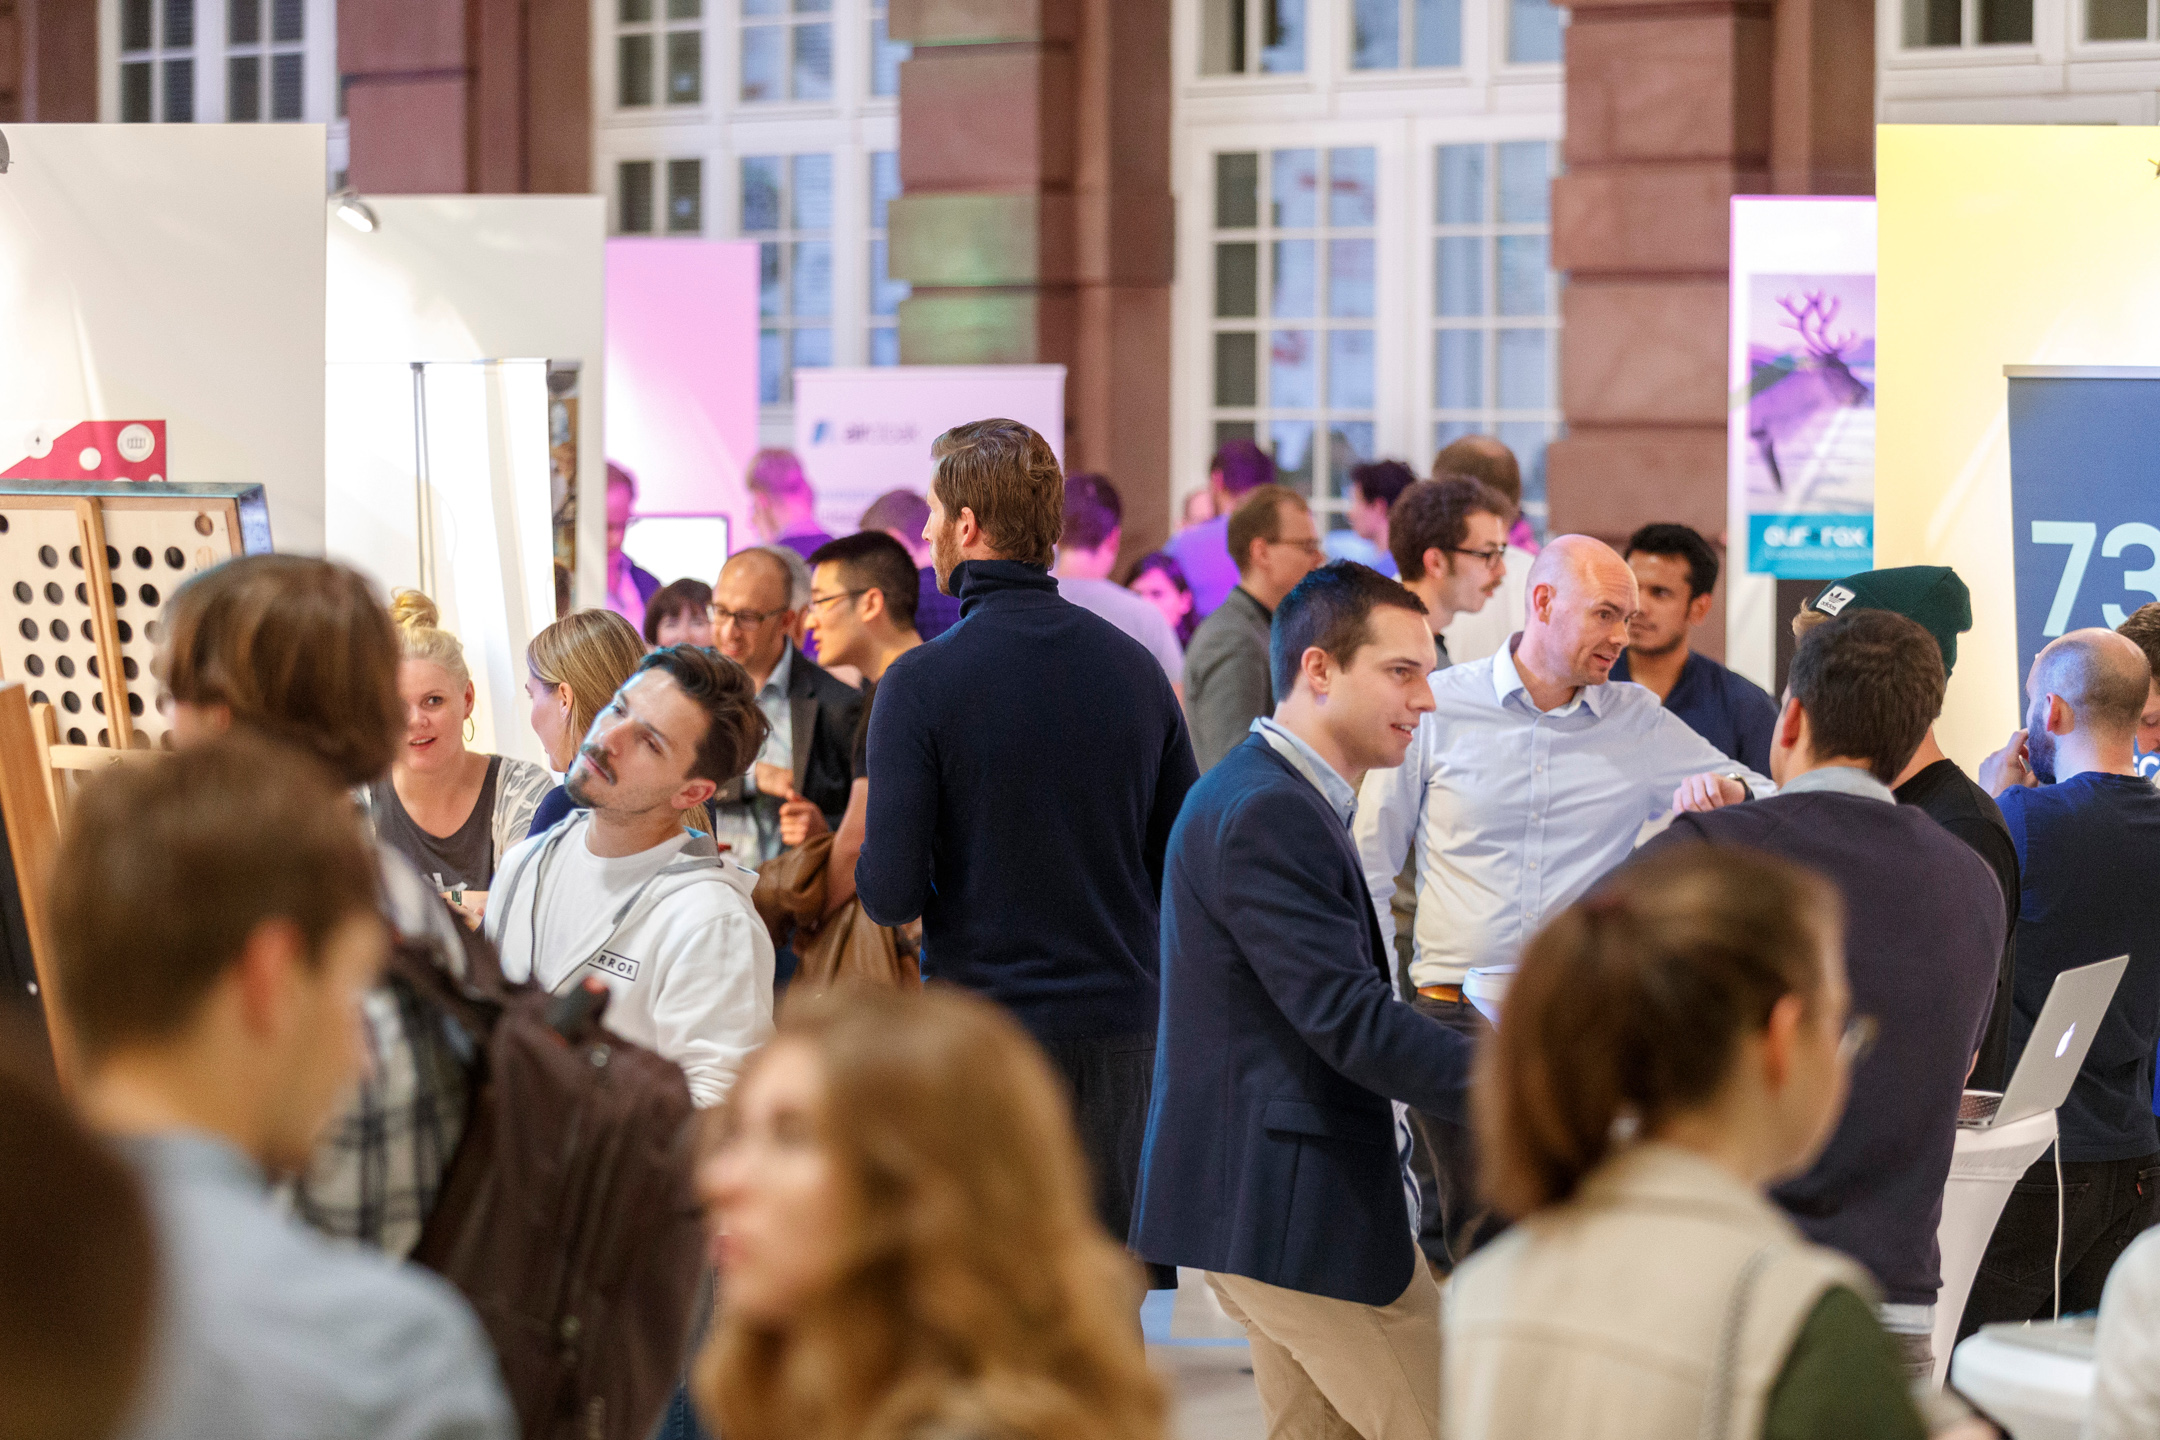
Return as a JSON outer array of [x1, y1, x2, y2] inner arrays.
[[1448, 546, 1509, 568], [707, 603, 790, 630], [1839, 1014, 1879, 1068], [1267, 536, 1325, 555], [804, 589, 867, 615]]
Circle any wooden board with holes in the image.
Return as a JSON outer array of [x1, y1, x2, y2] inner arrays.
[[0, 484, 271, 750]]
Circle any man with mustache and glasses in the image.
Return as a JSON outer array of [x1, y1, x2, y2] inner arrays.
[[1964, 629, 2160, 1337], [488, 646, 777, 1107]]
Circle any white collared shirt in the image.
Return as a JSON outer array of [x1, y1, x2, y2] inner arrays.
[[1353, 637, 1773, 987]]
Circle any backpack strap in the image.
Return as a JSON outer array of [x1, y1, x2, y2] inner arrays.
[[385, 890, 509, 1045]]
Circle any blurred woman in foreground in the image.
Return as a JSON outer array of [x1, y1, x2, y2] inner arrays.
[[1445, 847, 1939, 1440], [695, 984, 1163, 1440]]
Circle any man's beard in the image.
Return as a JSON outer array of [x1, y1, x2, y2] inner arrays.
[[2027, 718, 2059, 785], [931, 520, 963, 595], [1628, 627, 1686, 659]]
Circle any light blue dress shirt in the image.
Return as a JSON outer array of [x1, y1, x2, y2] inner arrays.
[[1353, 639, 1773, 988], [1252, 716, 1356, 827], [121, 1130, 515, 1440]]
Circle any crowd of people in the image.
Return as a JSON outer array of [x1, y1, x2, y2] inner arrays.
[[17, 415, 2160, 1440]]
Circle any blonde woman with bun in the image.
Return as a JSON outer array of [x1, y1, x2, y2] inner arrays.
[[520, 606, 650, 838], [360, 590, 552, 921]]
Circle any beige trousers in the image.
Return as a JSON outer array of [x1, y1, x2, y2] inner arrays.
[[1206, 1254, 1442, 1440]]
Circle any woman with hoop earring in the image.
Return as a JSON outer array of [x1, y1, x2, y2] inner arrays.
[[360, 589, 552, 925]]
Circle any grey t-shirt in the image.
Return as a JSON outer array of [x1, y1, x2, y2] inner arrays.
[[121, 1130, 515, 1440], [1055, 576, 1186, 684]]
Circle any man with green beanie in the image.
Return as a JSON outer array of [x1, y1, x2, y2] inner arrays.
[[1794, 565, 2021, 1091]]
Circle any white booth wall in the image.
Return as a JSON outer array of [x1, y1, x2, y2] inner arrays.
[[0, 124, 328, 551], [325, 195, 606, 768]]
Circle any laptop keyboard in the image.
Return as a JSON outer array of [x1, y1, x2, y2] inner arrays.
[[1959, 1090, 2005, 1126]]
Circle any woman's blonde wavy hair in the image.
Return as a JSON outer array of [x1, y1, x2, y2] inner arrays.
[[523, 608, 646, 769], [388, 589, 471, 689], [696, 984, 1165, 1440]]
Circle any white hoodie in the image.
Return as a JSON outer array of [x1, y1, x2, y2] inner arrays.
[[487, 812, 775, 1107]]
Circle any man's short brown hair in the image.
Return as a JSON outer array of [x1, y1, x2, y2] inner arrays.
[[1787, 610, 1946, 783], [1390, 477, 1507, 581], [155, 555, 404, 787], [51, 738, 381, 1060], [2119, 602, 2160, 681], [1228, 485, 1309, 577], [633, 645, 772, 786], [929, 419, 1064, 568], [1433, 435, 1522, 510]]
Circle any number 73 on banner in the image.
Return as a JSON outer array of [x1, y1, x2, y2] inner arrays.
[[2032, 521, 2160, 634]]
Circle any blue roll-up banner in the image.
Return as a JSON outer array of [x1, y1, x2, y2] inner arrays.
[[2006, 366, 2160, 779]]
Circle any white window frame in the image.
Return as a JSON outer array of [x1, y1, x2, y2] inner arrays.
[[101, 0, 339, 132], [1172, 0, 1564, 521], [594, 0, 899, 437], [867, 149, 908, 365], [1424, 135, 1563, 529], [613, 0, 708, 112]]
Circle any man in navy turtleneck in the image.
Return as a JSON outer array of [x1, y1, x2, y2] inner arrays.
[[859, 419, 1199, 1273]]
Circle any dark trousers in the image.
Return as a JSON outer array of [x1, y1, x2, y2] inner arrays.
[[1037, 1029, 1174, 1287], [1403, 993, 1500, 1273], [1960, 1150, 2160, 1339]]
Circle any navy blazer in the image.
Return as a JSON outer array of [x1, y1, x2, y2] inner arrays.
[[1132, 733, 1471, 1306]]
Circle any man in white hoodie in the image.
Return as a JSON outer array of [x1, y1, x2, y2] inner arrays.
[[489, 645, 777, 1107]]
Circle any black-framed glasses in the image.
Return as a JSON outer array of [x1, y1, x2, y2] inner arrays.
[[804, 588, 867, 615], [1448, 545, 1509, 568], [1839, 1015, 1879, 1067], [708, 603, 790, 630]]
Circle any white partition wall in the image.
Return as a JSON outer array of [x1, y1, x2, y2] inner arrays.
[[0, 124, 328, 551], [325, 360, 555, 767], [325, 195, 607, 604]]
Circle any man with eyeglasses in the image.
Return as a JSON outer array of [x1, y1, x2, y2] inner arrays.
[[1611, 522, 1779, 773], [1186, 484, 1326, 771], [706, 547, 862, 869], [1354, 535, 1771, 1273], [1632, 610, 2005, 1380], [1388, 477, 1513, 671]]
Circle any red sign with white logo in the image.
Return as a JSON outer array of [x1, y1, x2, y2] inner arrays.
[[2, 421, 167, 482]]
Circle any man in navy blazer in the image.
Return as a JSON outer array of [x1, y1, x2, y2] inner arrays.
[[1134, 563, 1472, 1440]]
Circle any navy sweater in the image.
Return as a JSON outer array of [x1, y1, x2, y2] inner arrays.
[[1638, 789, 2005, 1305], [857, 560, 1200, 1040]]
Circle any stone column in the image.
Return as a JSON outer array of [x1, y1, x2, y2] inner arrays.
[[888, 0, 1174, 559], [1546, 0, 1872, 660], [342, 0, 590, 194], [0, 0, 97, 121]]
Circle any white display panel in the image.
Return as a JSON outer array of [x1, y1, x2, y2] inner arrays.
[[0, 124, 328, 551], [326, 195, 606, 603], [325, 361, 555, 767], [624, 516, 732, 590]]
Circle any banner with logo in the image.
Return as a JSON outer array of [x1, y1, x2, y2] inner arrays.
[[1729, 198, 1876, 579], [2005, 367, 2160, 776], [792, 366, 1065, 539]]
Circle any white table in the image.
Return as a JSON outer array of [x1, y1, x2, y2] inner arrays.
[[1934, 1110, 2059, 1389], [1950, 1320, 2095, 1438]]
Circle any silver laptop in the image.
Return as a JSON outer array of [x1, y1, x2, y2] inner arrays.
[[1959, 955, 2129, 1129]]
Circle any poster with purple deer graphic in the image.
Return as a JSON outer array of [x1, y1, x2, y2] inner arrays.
[[1745, 276, 1875, 575]]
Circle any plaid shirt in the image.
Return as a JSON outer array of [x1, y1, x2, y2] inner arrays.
[[289, 846, 473, 1258]]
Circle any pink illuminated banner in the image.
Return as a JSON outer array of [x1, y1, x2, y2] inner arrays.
[[604, 239, 760, 535], [792, 366, 1066, 538]]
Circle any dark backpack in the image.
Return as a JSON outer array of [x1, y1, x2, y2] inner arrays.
[[390, 924, 706, 1440]]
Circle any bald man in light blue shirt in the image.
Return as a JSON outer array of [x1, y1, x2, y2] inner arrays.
[[1353, 534, 1768, 1266]]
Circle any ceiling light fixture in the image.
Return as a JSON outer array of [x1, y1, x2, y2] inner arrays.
[[333, 188, 379, 234]]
